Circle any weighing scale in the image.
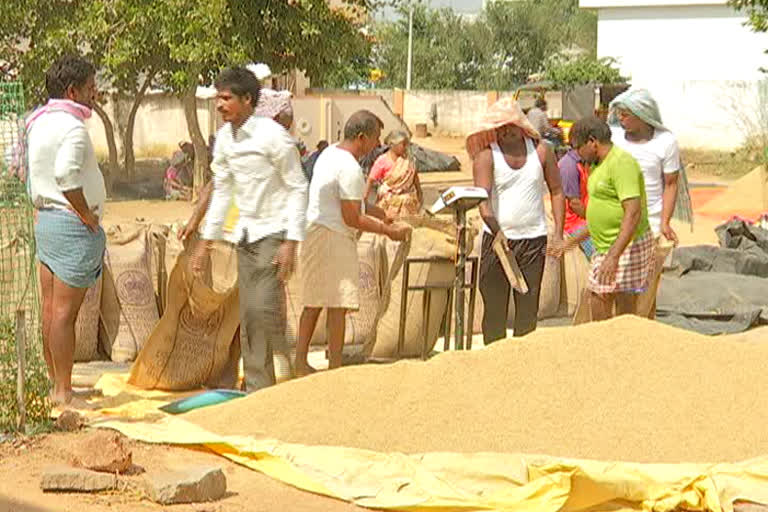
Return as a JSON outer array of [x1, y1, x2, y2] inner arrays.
[[427, 186, 488, 351]]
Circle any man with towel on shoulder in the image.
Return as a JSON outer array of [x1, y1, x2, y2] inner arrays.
[[609, 89, 692, 317], [293, 110, 411, 376], [27, 54, 106, 407]]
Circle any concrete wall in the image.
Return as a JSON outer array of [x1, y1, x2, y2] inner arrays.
[[594, 3, 768, 149], [85, 93, 214, 159], [293, 95, 409, 150], [83, 88, 577, 160], [402, 90, 488, 136]]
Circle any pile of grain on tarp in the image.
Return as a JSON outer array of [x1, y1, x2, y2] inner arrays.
[[186, 315, 768, 463], [698, 166, 766, 216]]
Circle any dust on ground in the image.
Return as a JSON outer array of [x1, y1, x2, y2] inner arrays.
[[0, 431, 362, 512]]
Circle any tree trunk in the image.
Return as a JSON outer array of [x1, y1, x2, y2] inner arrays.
[[181, 84, 208, 200], [92, 102, 119, 196], [124, 71, 155, 181]]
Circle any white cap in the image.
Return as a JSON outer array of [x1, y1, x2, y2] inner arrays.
[[247, 63, 272, 81]]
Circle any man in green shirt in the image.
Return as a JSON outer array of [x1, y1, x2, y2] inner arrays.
[[555, 116, 654, 321]]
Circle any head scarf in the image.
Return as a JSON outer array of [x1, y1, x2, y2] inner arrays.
[[465, 97, 540, 160], [610, 88, 695, 228], [255, 88, 293, 120], [609, 88, 665, 130]]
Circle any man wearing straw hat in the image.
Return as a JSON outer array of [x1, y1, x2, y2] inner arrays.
[[467, 97, 566, 343]]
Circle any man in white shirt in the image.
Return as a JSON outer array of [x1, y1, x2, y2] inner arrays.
[[610, 88, 688, 318], [27, 55, 106, 407], [294, 111, 411, 376], [610, 89, 682, 244], [191, 67, 308, 392]]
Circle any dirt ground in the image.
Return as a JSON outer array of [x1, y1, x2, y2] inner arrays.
[[0, 431, 363, 512]]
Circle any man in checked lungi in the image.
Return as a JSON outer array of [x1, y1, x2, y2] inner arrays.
[[550, 117, 654, 321]]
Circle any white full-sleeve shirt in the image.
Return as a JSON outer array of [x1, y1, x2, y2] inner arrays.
[[27, 111, 106, 218], [202, 115, 308, 244]]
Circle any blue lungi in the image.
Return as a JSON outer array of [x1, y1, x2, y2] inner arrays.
[[34, 209, 105, 288]]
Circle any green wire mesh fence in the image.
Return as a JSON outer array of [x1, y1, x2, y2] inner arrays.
[[0, 82, 51, 433]]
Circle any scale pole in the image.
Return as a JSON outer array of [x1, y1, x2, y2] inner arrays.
[[454, 208, 467, 350]]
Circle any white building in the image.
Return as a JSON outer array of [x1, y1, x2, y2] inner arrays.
[[581, 0, 768, 149]]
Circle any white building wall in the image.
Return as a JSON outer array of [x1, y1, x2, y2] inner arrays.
[[591, 2, 767, 149]]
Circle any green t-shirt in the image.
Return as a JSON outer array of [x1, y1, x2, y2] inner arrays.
[[586, 145, 650, 254]]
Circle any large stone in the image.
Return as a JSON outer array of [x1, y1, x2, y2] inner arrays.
[[41, 465, 117, 493], [55, 410, 84, 432], [143, 466, 226, 505], [69, 430, 132, 474]]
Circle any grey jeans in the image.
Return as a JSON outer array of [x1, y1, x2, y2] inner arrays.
[[237, 234, 288, 392]]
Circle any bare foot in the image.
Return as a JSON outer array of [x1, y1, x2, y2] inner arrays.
[[51, 391, 93, 412], [294, 362, 317, 378], [50, 389, 72, 407]]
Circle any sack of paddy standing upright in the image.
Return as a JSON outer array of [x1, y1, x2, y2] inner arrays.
[[537, 233, 565, 319], [129, 241, 241, 391], [101, 224, 159, 363], [73, 275, 103, 362], [284, 232, 390, 360], [370, 225, 457, 359]]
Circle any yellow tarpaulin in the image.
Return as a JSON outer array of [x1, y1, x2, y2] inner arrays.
[[88, 374, 768, 512]]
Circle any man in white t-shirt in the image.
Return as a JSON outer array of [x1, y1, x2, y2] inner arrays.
[[610, 89, 682, 244], [294, 110, 411, 376], [609, 89, 689, 319]]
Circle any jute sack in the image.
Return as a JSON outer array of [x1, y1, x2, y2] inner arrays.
[[285, 233, 389, 354], [73, 275, 103, 362], [104, 224, 159, 363], [128, 245, 240, 391], [98, 264, 119, 359], [563, 242, 590, 316], [636, 240, 673, 318], [470, 228, 484, 334], [370, 227, 455, 359], [537, 233, 565, 319], [147, 224, 170, 316]]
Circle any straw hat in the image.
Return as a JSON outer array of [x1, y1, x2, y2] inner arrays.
[[465, 97, 540, 160]]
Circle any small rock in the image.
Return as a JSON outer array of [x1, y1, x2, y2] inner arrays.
[[69, 430, 132, 474], [55, 410, 84, 432], [143, 466, 226, 505], [41, 465, 117, 492]]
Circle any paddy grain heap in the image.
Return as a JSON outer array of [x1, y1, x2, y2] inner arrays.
[[186, 316, 768, 463]]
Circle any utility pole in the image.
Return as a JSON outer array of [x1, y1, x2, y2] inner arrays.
[[406, 2, 414, 90]]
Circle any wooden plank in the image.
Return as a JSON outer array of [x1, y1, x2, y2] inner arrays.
[[15, 309, 26, 432], [492, 231, 528, 294]]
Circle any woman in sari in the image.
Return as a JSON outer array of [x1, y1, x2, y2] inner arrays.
[[363, 130, 423, 218]]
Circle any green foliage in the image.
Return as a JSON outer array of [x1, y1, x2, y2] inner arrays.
[[730, 0, 768, 32], [543, 56, 628, 89], [0, 317, 51, 434], [730, 0, 768, 72], [372, 4, 484, 89], [372, 0, 597, 90]]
